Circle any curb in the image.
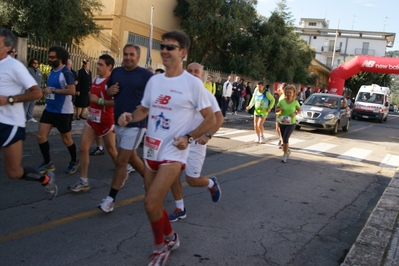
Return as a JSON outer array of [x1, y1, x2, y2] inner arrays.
[[341, 170, 399, 266]]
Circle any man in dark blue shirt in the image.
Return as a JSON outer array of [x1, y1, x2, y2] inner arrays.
[[97, 44, 153, 212]]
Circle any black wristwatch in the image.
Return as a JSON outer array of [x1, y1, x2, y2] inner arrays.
[[185, 134, 194, 143], [205, 132, 212, 139], [7, 96, 15, 105], [51, 87, 56, 94]]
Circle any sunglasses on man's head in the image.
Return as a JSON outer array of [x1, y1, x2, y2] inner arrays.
[[160, 44, 181, 51]]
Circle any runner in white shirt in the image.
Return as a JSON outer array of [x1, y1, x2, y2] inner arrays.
[[118, 31, 215, 266], [168, 62, 224, 222], [0, 28, 57, 200]]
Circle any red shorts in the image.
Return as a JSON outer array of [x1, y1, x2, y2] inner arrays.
[[86, 120, 114, 137], [145, 159, 186, 172]]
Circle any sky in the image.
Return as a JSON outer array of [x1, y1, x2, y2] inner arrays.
[[256, 0, 399, 51]]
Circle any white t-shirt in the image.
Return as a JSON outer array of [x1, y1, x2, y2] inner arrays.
[[0, 56, 38, 127], [141, 71, 211, 163], [190, 89, 220, 145]]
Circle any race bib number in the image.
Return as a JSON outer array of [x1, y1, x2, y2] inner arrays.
[[143, 136, 163, 161], [281, 116, 292, 124], [88, 108, 101, 123], [46, 93, 55, 100]]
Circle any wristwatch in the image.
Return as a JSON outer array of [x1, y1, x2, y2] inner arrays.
[[205, 132, 212, 139], [185, 134, 194, 143], [51, 87, 56, 94], [7, 96, 15, 105]]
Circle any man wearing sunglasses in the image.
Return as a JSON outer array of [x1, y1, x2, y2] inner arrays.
[[97, 44, 153, 213], [36, 46, 79, 175], [0, 28, 57, 200], [118, 30, 216, 266]]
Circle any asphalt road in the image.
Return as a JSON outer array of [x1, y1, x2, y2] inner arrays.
[[1, 112, 399, 266]]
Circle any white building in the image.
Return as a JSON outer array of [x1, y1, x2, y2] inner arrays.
[[296, 18, 396, 69]]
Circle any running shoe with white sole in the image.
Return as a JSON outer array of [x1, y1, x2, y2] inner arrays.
[[209, 176, 221, 202], [165, 232, 180, 250], [44, 172, 58, 200], [69, 178, 90, 192], [37, 162, 56, 174], [148, 245, 171, 266], [97, 196, 114, 213], [168, 208, 186, 222]]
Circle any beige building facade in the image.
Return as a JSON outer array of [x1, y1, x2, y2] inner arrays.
[[80, 0, 181, 68]]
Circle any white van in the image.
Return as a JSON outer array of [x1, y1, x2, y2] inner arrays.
[[351, 84, 391, 123]]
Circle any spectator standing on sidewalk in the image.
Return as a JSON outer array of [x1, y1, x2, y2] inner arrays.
[[24, 58, 43, 122], [204, 74, 215, 95], [231, 76, 242, 114], [75, 60, 92, 120], [214, 77, 223, 108], [36, 46, 80, 175], [222, 75, 233, 117], [239, 80, 247, 111], [0, 28, 57, 200]]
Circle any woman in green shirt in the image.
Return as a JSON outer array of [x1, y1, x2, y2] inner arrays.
[[275, 85, 301, 163], [246, 82, 275, 143]]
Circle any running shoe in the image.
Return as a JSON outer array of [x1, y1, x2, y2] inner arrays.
[[69, 178, 90, 192], [65, 160, 80, 174], [27, 118, 37, 122], [287, 149, 291, 158], [90, 147, 104, 156], [259, 136, 265, 144], [277, 140, 282, 146], [44, 172, 58, 200], [37, 162, 56, 174], [254, 137, 260, 143], [126, 164, 135, 174], [97, 196, 114, 213], [169, 208, 186, 222], [148, 245, 170, 266], [209, 176, 221, 202], [165, 232, 180, 251], [120, 172, 129, 189], [281, 155, 288, 163]]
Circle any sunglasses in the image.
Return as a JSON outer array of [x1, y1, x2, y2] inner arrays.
[[48, 55, 57, 60], [160, 44, 181, 51]]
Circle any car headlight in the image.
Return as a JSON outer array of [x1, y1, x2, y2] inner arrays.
[[323, 114, 335, 119]]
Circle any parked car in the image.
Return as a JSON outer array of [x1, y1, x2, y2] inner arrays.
[[296, 93, 351, 135], [389, 104, 394, 112]]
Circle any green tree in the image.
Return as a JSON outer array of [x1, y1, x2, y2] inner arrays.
[[0, 0, 103, 44], [345, 72, 392, 96]]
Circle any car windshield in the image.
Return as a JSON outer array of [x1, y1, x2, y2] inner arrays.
[[304, 95, 340, 109], [356, 92, 384, 104]]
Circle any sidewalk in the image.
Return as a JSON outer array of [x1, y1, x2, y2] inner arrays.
[[26, 105, 399, 265]]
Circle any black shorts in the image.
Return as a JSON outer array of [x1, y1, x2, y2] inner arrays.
[[40, 109, 73, 133], [0, 123, 25, 147]]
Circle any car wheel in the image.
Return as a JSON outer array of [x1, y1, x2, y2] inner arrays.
[[342, 120, 349, 132], [330, 122, 339, 135]]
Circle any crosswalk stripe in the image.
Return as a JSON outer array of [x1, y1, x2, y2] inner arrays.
[[214, 129, 249, 136], [302, 143, 337, 154], [231, 133, 275, 142], [379, 154, 399, 169], [269, 138, 304, 146], [337, 148, 372, 162]]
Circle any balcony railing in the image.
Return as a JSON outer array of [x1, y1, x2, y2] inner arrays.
[[321, 46, 341, 54], [354, 48, 375, 56]]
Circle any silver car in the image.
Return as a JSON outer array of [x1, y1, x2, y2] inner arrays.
[[296, 93, 351, 135]]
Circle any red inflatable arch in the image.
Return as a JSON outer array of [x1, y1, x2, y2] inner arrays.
[[328, 55, 399, 95]]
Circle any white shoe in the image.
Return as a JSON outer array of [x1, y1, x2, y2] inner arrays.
[[126, 164, 135, 174], [281, 155, 287, 163], [97, 196, 114, 213], [254, 137, 260, 143], [259, 136, 265, 143], [27, 118, 37, 122]]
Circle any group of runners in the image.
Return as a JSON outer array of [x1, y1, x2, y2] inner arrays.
[[1, 28, 225, 265]]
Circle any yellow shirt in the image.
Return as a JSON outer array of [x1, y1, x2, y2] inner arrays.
[[204, 81, 216, 95]]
